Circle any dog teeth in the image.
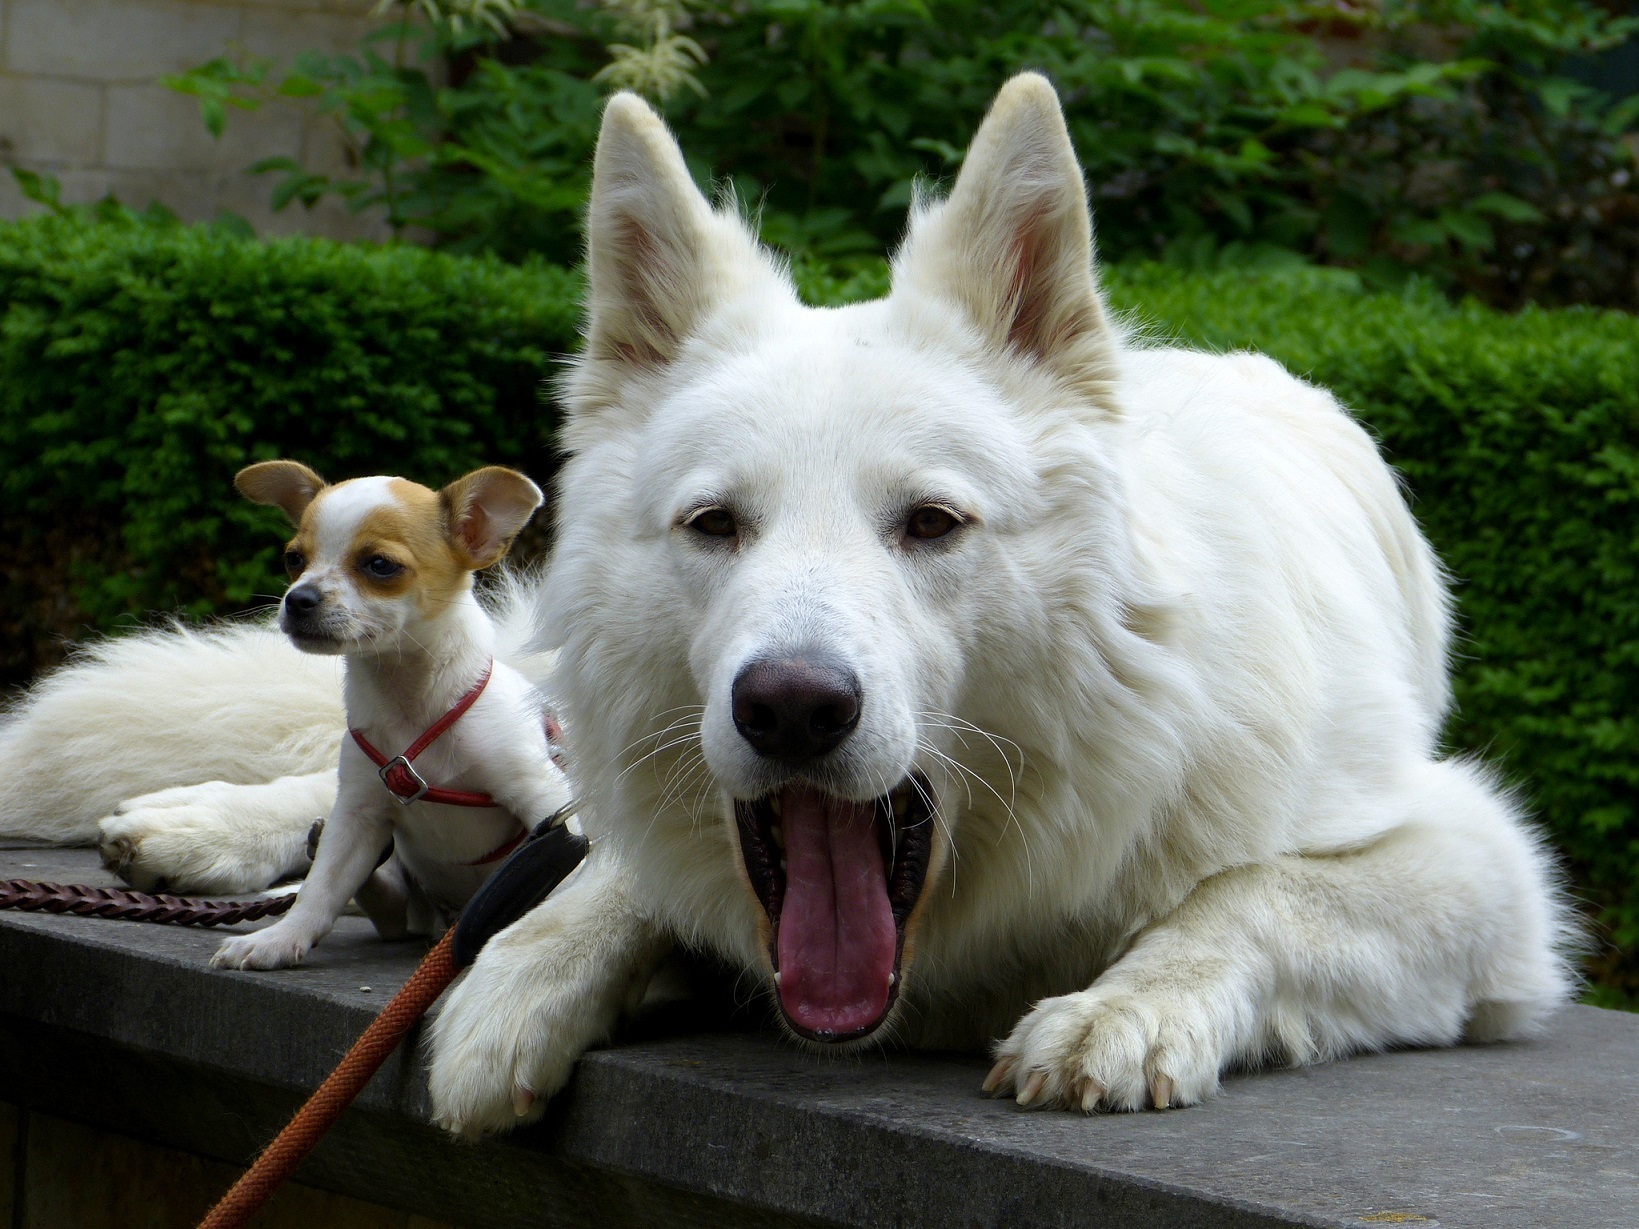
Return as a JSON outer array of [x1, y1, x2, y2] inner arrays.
[[769, 821, 784, 850], [891, 788, 910, 819], [768, 795, 782, 817]]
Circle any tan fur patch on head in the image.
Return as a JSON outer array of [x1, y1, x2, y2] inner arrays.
[[279, 472, 525, 624], [336, 479, 473, 614], [284, 525, 314, 579], [280, 482, 339, 579]]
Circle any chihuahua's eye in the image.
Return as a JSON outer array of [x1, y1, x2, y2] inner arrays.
[[283, 549, 305, 577], [361, 554, 403, 579], [684, 506, 738, 539], [905, 504, 964, 542]]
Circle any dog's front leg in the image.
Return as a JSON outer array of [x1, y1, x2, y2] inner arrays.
[[987, 767, 1570, 1111], [427, 840, 669, 1138], [210, 792, 390, 971]]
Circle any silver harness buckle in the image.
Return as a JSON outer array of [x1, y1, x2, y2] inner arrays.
[[380, 756, 430, 805]]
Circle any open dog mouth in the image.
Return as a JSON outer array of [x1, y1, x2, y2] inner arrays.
[[735, 775, 933, 1042]]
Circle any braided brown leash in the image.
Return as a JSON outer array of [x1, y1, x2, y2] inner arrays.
[[0, 879, 295, 927]]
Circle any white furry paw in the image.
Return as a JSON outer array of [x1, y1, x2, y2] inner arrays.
[[425, 847, 659, 1139], [425, 952, 599, 1139], [210, 927, 310, 971], [98, 781, 310, 894], [984, 988, 1226, 1112]]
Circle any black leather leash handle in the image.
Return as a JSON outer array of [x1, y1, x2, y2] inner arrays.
[[452, 806, 588, 968]]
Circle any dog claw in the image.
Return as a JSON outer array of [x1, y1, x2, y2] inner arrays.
[[100, 838, 134, 877], [1077, 1077, 1106, 1114], [982, 1057, 1016, 1095], [1149, 1073, 1174, 1110], [1016, 1070, 1048, 1107]]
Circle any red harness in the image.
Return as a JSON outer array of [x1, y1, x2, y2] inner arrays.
[[349, 660, 526, 865]]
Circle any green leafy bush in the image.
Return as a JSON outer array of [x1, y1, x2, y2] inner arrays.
[[164, 0, 1639, 305], [0, 213, 579, 679]]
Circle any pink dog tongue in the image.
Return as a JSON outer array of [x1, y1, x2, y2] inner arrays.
[[775, 784, 896, 1036]]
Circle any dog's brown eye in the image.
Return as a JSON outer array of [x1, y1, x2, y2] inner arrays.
[[283, 549, 305, 576], [361, 554, 404, 580], [906, 505, 963, 541], [686, 507, 738, 539]]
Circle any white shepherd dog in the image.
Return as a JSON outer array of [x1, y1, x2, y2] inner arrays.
[[0, 75, 1573, 1136]]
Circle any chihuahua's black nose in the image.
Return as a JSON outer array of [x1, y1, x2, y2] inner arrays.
[[285, 585, 323, 615]]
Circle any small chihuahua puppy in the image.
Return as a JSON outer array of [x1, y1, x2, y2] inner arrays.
[[212, 460, 572, 971]]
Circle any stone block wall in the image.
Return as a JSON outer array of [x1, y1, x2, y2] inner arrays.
[[0, 0, 391, 240]]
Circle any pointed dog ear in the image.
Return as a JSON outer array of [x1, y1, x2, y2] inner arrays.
[[440, 466, 544, 570], [568, 93, 793, 434], [235, 461, 327, 523], [892, 73, 1117, 409]]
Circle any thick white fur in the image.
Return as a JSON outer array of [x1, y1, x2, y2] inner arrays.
[[428, 78, 1573, 1131], [0, 77, 1573, 1136], [0, 623, 343, 890]]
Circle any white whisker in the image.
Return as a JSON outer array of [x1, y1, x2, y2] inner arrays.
[[914, 708, 1032, 894], [613, 707, 706, 787]]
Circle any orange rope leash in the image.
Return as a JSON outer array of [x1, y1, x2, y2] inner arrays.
[[197, 928, 458, 1229], [193, 814, 586, 1229]]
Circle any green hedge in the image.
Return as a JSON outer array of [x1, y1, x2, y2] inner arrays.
[[1, 218, 1634, 992], [0, 214, 579, 680]]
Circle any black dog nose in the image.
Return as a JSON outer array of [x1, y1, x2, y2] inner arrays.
[[285, 585, 323, 615], [732, 655, 862, 760]]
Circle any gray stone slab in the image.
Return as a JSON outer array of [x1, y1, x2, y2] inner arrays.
[[2, 843, 1636, 1229]]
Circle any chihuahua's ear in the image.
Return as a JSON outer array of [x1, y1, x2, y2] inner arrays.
[[441, 467, 544, 569], [235, 461, 327, 524]]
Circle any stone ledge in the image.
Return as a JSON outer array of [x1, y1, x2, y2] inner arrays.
[[2, 843, 1635, 1229]]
